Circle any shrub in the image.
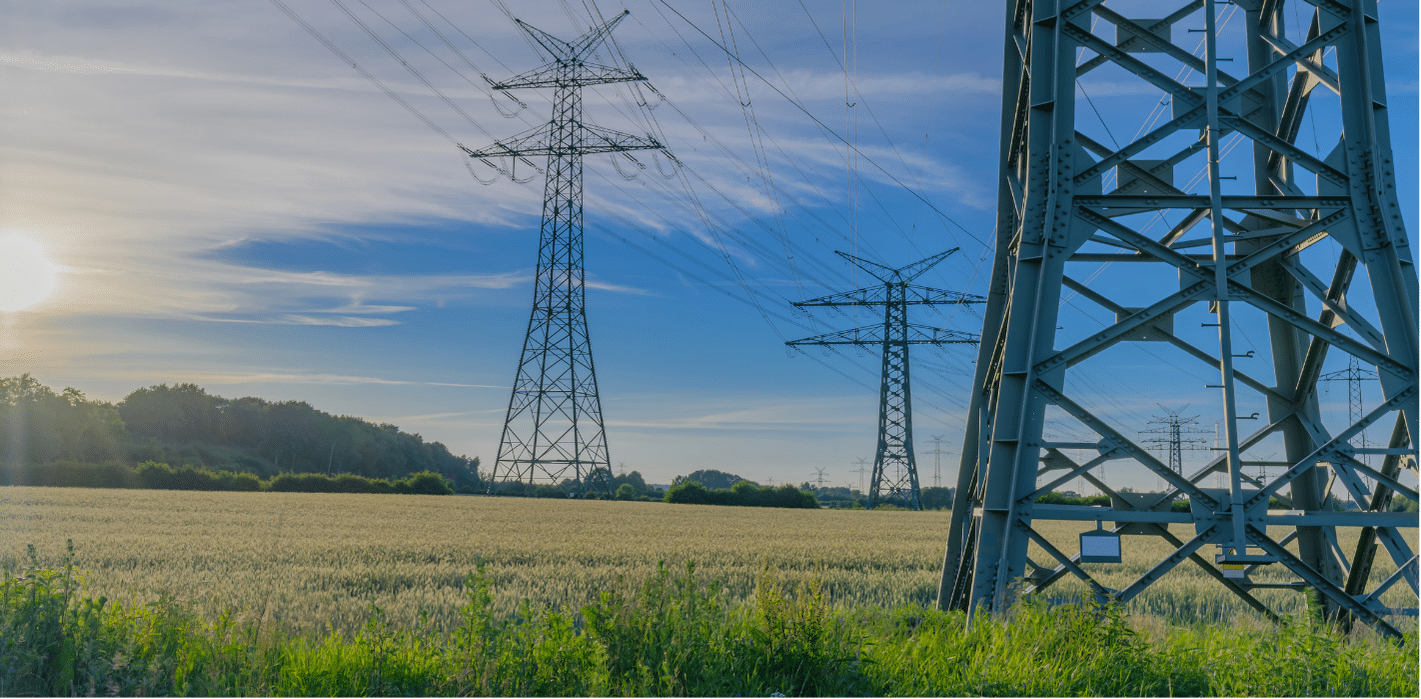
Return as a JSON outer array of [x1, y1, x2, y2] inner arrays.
[[135, 461, 223, 491], [269, 472, 392, 494], [665, 480, 818, 509], [396, 471, 455, 495], [15, 460, 135, 489]]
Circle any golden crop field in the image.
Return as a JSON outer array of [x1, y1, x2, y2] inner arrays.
[[0, 486, 1414, 638]]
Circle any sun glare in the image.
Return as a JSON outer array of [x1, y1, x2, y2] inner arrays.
[[0, 233, 60, 312]]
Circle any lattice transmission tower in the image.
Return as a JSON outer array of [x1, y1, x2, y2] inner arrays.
[[1322, 354, 1380, 487], [465, 12, 662, 498], [929, 434, 948, 488], [941, 0, 1417, 638], [788, 249, 982, 510], [1139, 405, 1211, 477]]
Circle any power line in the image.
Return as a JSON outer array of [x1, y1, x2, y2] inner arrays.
[[652, 0, 986, 249]]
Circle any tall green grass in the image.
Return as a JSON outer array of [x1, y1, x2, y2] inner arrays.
[[2, 545, 1414, 697]]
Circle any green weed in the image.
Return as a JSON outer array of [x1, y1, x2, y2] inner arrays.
[[0, 551, 1414, 697]]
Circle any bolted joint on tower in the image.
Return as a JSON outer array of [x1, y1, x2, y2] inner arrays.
[[787, 248, 982, 510], [467, 11, 662, 500]]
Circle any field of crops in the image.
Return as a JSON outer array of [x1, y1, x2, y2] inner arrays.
[[0, 486, 1414, 638]]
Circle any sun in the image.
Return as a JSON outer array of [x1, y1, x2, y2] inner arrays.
[[0, 233, 60, 312]]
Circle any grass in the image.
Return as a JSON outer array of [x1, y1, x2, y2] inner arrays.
[[0, 486, 1414, 637], [0, 486, 1415, 696], [0, 546, 1415, 697]]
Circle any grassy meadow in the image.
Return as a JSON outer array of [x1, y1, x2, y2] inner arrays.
[[0, 486, 1414, 637]]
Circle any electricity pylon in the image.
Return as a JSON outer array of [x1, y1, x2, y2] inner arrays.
[[928, 434, 948, 487], [852, 457, 868, 494], [465, 12, 662, 499], [1322, 356, 1379, 482], [940, 0, 1417, 639], [1139, 405, 1211, 477], [788, 249, 982, 510]]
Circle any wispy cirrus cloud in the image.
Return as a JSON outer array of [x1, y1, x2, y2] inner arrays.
[[274, 314, 400, 327]]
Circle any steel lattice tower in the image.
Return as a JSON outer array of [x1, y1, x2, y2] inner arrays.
[[464, 12, 661, 498], [1139, 405, 1211, 475], [1323, 355, 1380, 487], [940, 0, 1418, 638], [788, 250, 981, 510], [1322, 355, 1379, 445]]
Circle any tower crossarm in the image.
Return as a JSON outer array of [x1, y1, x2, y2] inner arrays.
[[492, 61, 648, 90], [787, 323, 979, 346], [461, 123, 661, 159], [794, 285, 985, 308], [513, 10, 629, 61]]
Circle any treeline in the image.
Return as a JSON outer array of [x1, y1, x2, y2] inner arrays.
[[664, 480, 819, 509], [0, 375, 480, 491], [670, 469, 954, 510], [7, 460, 455, 495], [490, 470, 663, 500]]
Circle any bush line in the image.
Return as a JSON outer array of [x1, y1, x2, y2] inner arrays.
[[663, 480, 820, 508], [0, 460, 454, 495]]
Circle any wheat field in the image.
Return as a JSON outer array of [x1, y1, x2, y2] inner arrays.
[[0, 486, 1413, 637]]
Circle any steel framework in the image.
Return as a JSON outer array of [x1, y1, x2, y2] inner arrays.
[[939, 0, 1418, 638], [465, 12, 661, 498], [788, 250, 982, 509]]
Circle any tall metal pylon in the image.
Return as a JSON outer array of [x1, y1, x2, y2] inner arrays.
[[940, 0, 1417, 638], [464, 12, 662, 499], [1139, 405, 1211, 476], [929, 434, 947, 488], [1323, 355, 1380, 489], [788, 249, 982, 509], [852, 457, 868, 494]]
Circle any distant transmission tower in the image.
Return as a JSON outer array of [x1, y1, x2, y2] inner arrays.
[[467, 12, 662, 499], [1139, 405, 1211, 488], [813, 467, 828, 489], [1322, 356, 1380, 489], [788, 250, 981, 509], [928, 434, 947, 488], [852, 457, 868, 494]]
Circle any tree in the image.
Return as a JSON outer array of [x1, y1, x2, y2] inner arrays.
[[671, 469, 750, 490], [615, 483, 637, 501]]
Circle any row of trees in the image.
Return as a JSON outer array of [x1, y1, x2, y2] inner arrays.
[[669, 469, 955, 510], [0, 375, 480, 491], [487, 470, 663, 500], [664, 480, 820, 509], [6, 459, 454, 495]]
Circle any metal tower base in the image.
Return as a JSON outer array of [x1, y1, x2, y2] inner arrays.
[[940, 0, 1417, 639]]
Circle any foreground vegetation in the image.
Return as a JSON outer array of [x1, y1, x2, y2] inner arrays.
[[2, 548, 1414, 697], [1, 488, 1414, 635]]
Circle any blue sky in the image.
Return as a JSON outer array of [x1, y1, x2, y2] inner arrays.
[[0, 0, 1416, 490]]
